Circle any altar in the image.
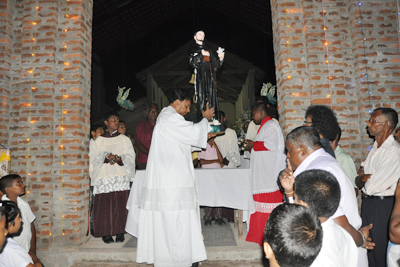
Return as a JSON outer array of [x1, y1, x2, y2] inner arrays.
[[125, 168, 255, 240]]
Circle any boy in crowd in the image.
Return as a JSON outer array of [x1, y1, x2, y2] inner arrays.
[[294, 169, 364, 266], [0, 174, 42, 266], [90, 124, 104, 149], [263, 203, 323, 267]]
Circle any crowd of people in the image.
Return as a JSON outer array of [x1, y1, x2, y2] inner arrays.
[[0, 87, 399, 267]]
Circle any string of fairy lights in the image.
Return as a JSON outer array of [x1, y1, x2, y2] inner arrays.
[[26, 0, 71, 237], [357, 1, 372, 113], [283, 0, 295, 114], [321, 2, 332, 108], [26, 0, 40, 199], [398, 0, 400, 52]]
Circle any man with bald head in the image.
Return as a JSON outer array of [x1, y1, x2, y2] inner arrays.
[[279, 126, 372, 267], [356, 107, 400, 267]]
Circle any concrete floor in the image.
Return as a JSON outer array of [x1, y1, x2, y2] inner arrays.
[[66, 221, 266, 267]]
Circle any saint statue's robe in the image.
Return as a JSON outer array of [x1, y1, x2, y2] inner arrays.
[[189, 42, 223, 122], [136, 105, 210, 267]]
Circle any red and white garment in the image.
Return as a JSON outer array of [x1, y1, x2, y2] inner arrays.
[[246, 116, 286, 246]]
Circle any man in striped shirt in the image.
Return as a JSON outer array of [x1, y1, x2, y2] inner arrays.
[[356, 107, 400, 267]]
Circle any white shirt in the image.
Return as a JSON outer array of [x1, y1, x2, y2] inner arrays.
[[2, 195, 36, 252], [215, 128, 240, 168], [0, 238, 33, 267], [362, 134, 400, 196], [250, 118, 286, 194], [311, 218, 358, 267], [246, 121, 260, 141], [293, 148, 367, 267]]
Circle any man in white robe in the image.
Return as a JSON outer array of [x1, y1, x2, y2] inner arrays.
[[136, 89, 215, 267]]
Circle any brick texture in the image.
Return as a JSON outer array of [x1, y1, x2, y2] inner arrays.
[[272, 0, 400, 165], [1, 0, 93, 249]]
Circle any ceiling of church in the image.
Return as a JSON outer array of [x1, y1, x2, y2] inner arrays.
[[92, 0, 272, 54]]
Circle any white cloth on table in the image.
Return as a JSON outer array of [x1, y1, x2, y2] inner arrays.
[[293, 148, 367, 267], [310, 218, 358, 267], [2, 195, 35, 253], [0, 238, 33, 267], [361, 134, 400, 196], [250, 119, 286, 194], [89, 134, 136, 195], [125, 169, 256, 237], [136, 105, 209, 267], [215, 128, 240, 168]]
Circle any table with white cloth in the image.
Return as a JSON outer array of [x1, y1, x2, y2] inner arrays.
[[126, 168, 255, 240]]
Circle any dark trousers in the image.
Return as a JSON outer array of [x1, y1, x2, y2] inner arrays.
[[361, 196, 395, 267], [93, 190, 129, 237], [138, 163, 147, 170]]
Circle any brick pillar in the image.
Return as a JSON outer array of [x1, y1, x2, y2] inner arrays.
[[349, 0, 400, 160], [272, 0, 400, 165], [3, 0, 93, 249], [0, 0, 13, 145]]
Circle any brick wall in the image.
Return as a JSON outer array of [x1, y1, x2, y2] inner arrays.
[[1, 0, 93, 249], [272, 0, 400, 165]]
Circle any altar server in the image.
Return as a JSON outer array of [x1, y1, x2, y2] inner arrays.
[[245, 102, 286, 246]]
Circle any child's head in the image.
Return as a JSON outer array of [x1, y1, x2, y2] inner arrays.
[[0, 174, 26, 198], [90, 124, 104, 141], [294, 169, 341, 218], [104, 111, 120, 132], [263, 203, 322, 267], [0, 200, 22, 236], [0, 206, 8, 252], [118, 120, 126, 135]]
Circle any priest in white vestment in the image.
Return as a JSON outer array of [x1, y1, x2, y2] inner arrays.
[[136, 89, 215, 267]]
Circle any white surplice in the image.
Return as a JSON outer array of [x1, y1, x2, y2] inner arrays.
[[136, 105, 210, 267], [250, 119, 286, 194]]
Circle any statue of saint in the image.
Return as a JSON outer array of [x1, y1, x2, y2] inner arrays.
[[189, 30, 225, 123]]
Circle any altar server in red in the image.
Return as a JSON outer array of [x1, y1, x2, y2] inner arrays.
[[245, 102, 286, 246]]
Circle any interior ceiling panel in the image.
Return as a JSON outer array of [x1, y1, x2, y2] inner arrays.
[[92, 0, 272, 54]]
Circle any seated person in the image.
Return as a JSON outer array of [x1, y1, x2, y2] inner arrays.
[[0, 200, 42, 266], [198, 137, 224, 226], [263, 203, 322, 267], [294, 169, 362, 266]]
